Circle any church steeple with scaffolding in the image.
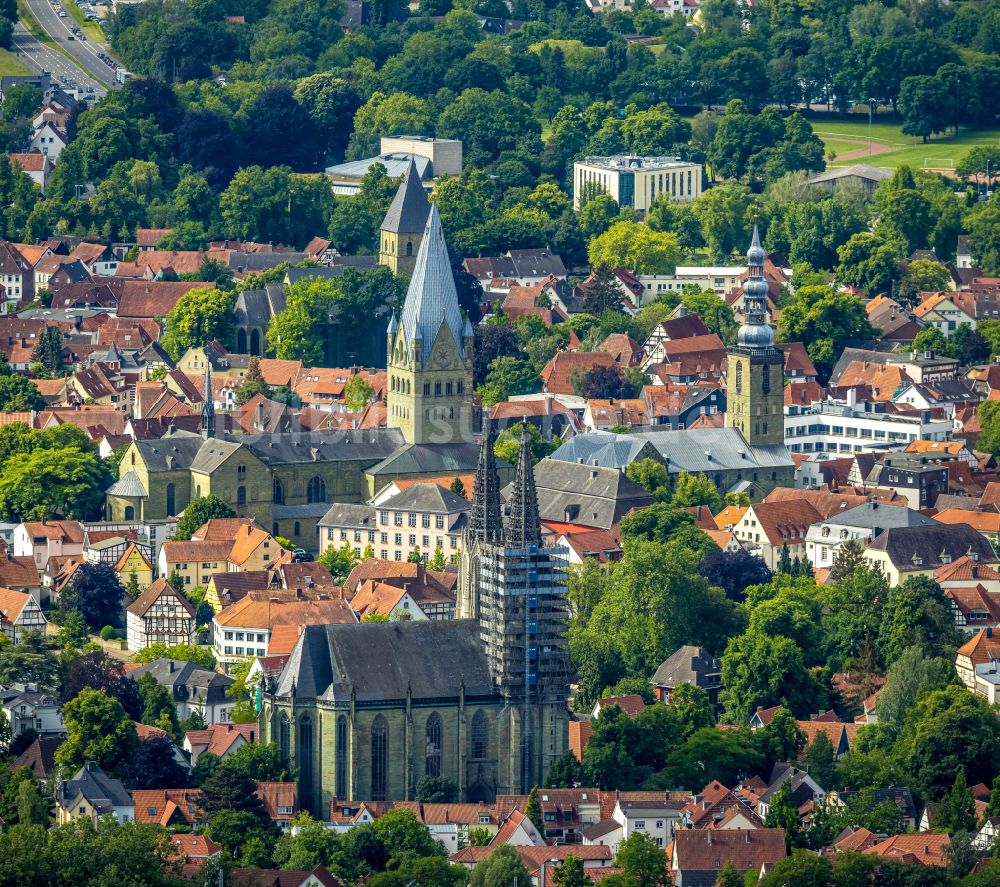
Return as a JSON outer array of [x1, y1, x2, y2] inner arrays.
[[458, 425, 570, 793]]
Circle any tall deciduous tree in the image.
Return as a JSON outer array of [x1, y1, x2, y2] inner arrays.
[[59, 563, 125, 631], [160, 287, 236, 360], [56, 688, 138, 776], [173, 495, 236, 541]]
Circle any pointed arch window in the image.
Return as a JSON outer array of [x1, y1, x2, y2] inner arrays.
[[307, 476, 326, 503], [735, 362, 742, 395], [336, 715, 348, 798], [371, 716, 388, 801], [299, 714, 314, 809], [425, 712, 442, 777], [470, 710, 488, 760], [762, 364, 770, 395], [279, 712, 290, 757]]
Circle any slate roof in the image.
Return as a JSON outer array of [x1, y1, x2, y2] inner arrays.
[[868, 523, 1000, 569], [128, 658, 234, 706], [275, 620, 495, 702], [651, 645, 721, 690], [366, 442, 482, 476], [504, 460, 654, 530], [378, 483, 471, 514], [106, 469, 147, 498], [131, 436, 205, 472], [10, 735, 61, 779], [820, 502, 936, 530], [397, 204, 466, 362], [238, 429, 405, 466], [57, 762, 132, 812], [552, 428, 793, 475], [381, 159, 431, 234]]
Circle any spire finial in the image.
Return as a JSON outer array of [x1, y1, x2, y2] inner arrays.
[[505, 427, 542, 550], [469, 413, 502, 543]]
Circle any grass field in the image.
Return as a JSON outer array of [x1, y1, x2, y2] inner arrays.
[[812, 117, 1000, 170], [0, 48, 31, 76]]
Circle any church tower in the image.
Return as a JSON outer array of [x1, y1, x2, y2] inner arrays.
[[379, 159, 430, 276], [200, 365, 215, 439], [726, 226, 784, 446], [459, 426, 570, 794], [386, 203, 473, 445]]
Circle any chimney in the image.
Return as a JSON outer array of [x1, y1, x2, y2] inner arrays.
[[168, 661, 174, 673]]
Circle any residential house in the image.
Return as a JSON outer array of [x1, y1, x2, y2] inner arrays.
[[934, 510, 1000, 547], [258, 782, 299, 830], [1, 683, 64, 736], [321, 483, 470, 564], [804, 502, 935, 570], [113, 542, 154, 591], [29, 121, 68, 161], [212, 591, 356, 672], [0, 242, 34, 304], [651, 646, 723, 711], [913, 292, 976, 335], [540, 351, 616, 396], [125, 578, 197, 653], [583, 398, 650, 431], [864, 523, 999, 586], [866, 453, 952, 509], [936, 555, 1000, 594], [670, 829, 787, 887], [641, 385, 725, 430], [55, 763, 134, 825], [8, 152, 52, 192], [133, 788, 205, 828], [866, 295, 923, 345], [183, 722, 257, 764], [342, 559, 457, 621], [158, 538, 234, 589], [12, 519, 84, 572], [867, 834, 950, 868], [0, 587, 47, 642], [955, 628, 1000, 693], [516, 460, 655, 532], [641, 314, 710, 366], [128, 658, 235, 725], [9, 735, 61, 780], [556, 528, 623, 565], [731, 499, 823, 570]]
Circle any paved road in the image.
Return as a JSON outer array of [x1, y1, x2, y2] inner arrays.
[[9, 22, 107, 98], [25, 0, 118, 88]]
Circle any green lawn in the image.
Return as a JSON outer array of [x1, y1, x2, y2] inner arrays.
[[812, 117, 1000, 170], [64, 0, 107, 46], [0, 48, 31, 76]]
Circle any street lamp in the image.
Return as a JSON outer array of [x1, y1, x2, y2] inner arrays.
[[868, 98, 876, 157]]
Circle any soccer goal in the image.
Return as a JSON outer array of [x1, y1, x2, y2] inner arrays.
[[923, 157, 955, 169]]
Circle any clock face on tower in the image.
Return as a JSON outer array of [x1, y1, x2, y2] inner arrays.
[[433, 346, 450, 368]]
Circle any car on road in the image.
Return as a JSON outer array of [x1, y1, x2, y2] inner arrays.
[[67, 34, 73, 39]]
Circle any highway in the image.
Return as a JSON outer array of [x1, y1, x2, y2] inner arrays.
[[8, 22, 108, 98], [23, 0, 119, 89]]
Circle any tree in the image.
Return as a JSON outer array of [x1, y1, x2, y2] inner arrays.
[[579, 364, 626, 400], [802, 731, 837, 791], [131, 643, 215, 668], [136, 672, 180, 737], [56, 687, 137, 776], [173, 495, 236, 541], [836, 233, 900, 298], [0, 630, 57, 688], [625, 458, 671, 502], [581, 264, 623, 314], [764, 783, 802, 850], [470, 845, 531, 887], [16, 778, 49, 827], [829, 538, 866, 582], [878, 575, 958, 664], [344, 374, 375, 412], [898, 75, 950, 143], [697, 549, 773, 603], [199, 764, 267, 819], [121, 736, 189, 791], [57, 609, 91, 652], [30, 326, 64, 377], [320, 542, 358, 583], [60, 563, 124, 631], [525, 787, 545, 838], [0, 444, 109, 520], [904, 685, 1000, 802], [933, 771, 977, 834], [900, 258, 951, 301], [671, 472, 723, 512], [587, 221, 682, 275], [160, 287, 236, 360], [554, 856, 589, 887], [415, 775, 458, 803], [720, 630, 827, 723], [692, 185, 754, 263], [777, 286, 876, 380], [494, 423, 556, 466], [477, 356, 541, 406], [450, 477, 466, 497], [614, 832, 670, 887], [428, 546, 447, 571], [222, 742, 290, 782]]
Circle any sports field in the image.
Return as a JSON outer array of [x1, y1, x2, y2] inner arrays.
[[813, 117, 1000, 171]]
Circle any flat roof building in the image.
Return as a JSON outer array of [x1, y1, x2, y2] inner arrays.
[[573, 156, 702, 212]]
